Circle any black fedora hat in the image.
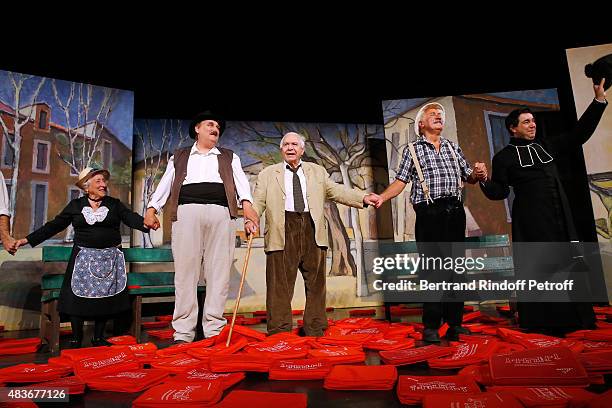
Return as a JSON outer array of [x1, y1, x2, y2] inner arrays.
[[585, 53, 612, 91], [189, 111, 226, 139]]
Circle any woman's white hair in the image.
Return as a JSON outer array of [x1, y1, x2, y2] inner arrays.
[[280, 132, 306, 149], [81, 173, 108, 191]]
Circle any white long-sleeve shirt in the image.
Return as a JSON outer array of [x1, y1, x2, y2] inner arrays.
[[148, 144, 253, 212], [284, 161, 309, 212]]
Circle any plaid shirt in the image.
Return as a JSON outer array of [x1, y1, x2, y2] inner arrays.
[[396, 136, 473, 204]]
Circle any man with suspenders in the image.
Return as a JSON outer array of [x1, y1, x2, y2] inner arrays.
[[375, 102, 487, 342]]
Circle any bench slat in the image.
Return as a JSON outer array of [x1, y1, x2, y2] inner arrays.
[[129, 286, 205, 295], [41, 285, 204, 301], [378, 242, 419, 256], [465, 234, 510, 248], [42, 272, 178, 289], [124, 248, 173, 262], [479, 256, 513, 270], [385, 256, 514, 275], [41, 274, 64, 290], [41, 290, 60, 303], [42, 247, 174, 262], [377, 235, 510, 256], [42, 246, 72, 261], [128, 272, 175, 286]]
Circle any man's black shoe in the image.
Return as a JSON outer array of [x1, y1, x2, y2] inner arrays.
[[423, 328, 441, 343], [91, 337, 112, 347], [67, 337, 82, 349], [445, 326, 471, 341]]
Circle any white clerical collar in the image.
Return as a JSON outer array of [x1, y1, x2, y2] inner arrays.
[[510, 143, 553, 168]]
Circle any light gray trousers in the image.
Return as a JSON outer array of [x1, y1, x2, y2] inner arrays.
[[171, 204, 234, 341]]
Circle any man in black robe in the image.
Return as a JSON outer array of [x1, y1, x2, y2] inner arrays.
[[480, 79, 608, 334]]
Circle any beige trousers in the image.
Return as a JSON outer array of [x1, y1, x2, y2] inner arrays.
[[171, 204, 234, 341]]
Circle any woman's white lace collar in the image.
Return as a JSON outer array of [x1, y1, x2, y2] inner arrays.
[[81, 206, 109, 225]]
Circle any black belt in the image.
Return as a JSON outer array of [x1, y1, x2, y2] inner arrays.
[[413, 196, 461, 212]]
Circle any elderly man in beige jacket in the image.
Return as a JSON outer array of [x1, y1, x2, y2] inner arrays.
[[248, 132, 379, 336]]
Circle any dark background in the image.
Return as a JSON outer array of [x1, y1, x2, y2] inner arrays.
[[3, 29, 612, 242], [2, 30, 610, 123]]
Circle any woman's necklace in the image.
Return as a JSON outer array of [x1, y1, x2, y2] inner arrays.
[[88, 196, 102, 210]]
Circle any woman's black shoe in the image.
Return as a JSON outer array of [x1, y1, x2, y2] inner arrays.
[[91, 337, 112, 347]]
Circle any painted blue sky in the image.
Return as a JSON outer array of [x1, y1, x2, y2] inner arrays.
[[133, 119, 191, 163], [0, 70, 134, 147], [382, 89, 560, 124]]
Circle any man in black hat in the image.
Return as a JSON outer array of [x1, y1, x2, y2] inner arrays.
[[145, 111, 258, 342]]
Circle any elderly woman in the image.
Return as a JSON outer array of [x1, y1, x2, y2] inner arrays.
[[15, 168, 149, 348]]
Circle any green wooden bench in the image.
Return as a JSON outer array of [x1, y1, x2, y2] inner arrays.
[[377, 234, 514, 321], [40, 246, 204, 354]]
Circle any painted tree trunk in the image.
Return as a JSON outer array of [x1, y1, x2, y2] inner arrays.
[[8, 134, 21, 231], [140, 176, 154, 248], [325, 201, 356, 277], [338, 163, 366, 296]]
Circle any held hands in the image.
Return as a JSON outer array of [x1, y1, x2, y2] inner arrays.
[[144, 208, 160, 231], [6, 237, 28, 255], [2, 235, 17, 255], [15, 238, 28, 251], [473, 162, 488, 182], [364, 193, 384, 208]]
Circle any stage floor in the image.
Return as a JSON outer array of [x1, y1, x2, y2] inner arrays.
[[0, 304, 610, 407]]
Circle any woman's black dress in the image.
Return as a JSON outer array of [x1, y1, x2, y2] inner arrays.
[[27, 196, 148, 317]]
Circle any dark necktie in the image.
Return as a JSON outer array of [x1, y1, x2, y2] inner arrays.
[[286, 164, 305, 212]]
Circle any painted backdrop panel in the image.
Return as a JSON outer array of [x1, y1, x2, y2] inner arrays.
[[566, 44, 612, 242], [0, 69, 134, 329]]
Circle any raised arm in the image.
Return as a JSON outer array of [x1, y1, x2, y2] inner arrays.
[[566, 78, 608, 146]]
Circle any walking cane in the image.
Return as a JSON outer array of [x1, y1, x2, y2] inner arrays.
[[226, 233, 254, 347]]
